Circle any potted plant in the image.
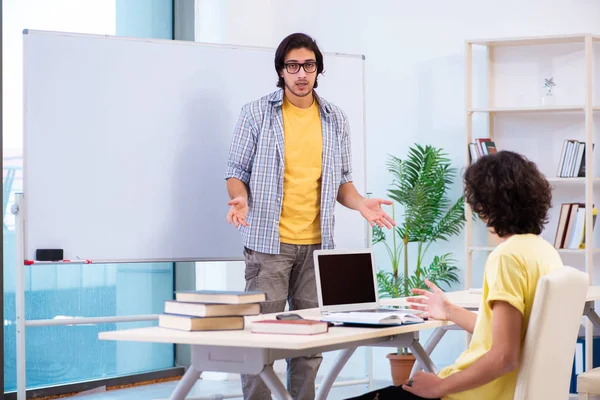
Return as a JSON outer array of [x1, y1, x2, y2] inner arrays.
[[372, 143, 465, 385]]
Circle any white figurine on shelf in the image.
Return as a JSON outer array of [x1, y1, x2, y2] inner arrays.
[[541, 77, 556, 105]]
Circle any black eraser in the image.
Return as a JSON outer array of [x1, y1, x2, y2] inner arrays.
[[36, 249, 63, 261]]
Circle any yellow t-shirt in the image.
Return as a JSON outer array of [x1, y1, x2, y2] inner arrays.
[[279, 96, 323, 244], [439, 234, 563, 400]]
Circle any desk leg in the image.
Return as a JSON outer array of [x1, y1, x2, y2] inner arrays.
[[410, 327, 447, 376], [409, 339, 438, 375], [169, 366, 201, 400], [315, 347, 357, 400], [259, 365, 293, 400]]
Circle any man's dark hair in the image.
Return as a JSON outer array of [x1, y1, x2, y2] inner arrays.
[[463, 150, 552, 238], [274, 33, 324, 89]]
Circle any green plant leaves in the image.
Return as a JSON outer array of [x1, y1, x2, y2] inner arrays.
[[377, 253, 460, 298], [373, 143, 465, 298]]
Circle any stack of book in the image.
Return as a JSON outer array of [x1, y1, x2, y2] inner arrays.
[[158, 290, 266, 332]]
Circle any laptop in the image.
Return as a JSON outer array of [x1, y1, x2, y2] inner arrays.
[[313, 248, 386, 313], [312, 248, 424, 326]]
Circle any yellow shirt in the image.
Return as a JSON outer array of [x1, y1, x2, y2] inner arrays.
[[440, 234, 563, 400], [279, 96, 323, 244]]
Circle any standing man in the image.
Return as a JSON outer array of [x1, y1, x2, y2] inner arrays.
[[225, 32, 395, 400]]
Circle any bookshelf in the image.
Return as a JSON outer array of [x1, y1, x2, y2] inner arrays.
[[464, 33, 600, 371], [469, 106, 586, 113]]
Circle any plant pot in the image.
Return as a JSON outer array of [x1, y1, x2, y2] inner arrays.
[[386, 353, 416, 386]]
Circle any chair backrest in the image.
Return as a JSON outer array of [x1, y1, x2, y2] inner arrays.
[[514, 265, 588, 400]]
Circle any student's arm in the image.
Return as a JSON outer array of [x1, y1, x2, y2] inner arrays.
[[402, 300, 522, 399], [439, 253, 525, 393], [436, 300, 522, 395], [446, 303, 478, 334], [408, 280, 477, 334], [405, 254, 526, 398]]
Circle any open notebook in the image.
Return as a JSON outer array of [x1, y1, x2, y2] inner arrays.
[[320, 310, 424, 326]]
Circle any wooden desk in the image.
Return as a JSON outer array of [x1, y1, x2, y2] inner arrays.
[[99, 309, 451, 400]]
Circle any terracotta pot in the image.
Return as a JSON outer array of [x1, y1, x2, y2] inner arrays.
[[386, 353, 416, 386]]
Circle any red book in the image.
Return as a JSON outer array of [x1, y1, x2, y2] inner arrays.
[[250, 319, 329, 335]]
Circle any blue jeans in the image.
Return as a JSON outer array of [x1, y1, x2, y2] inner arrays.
[[241, 243, 323, 400]]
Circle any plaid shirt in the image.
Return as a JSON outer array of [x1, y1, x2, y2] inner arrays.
[[225, 89, 353, 254]]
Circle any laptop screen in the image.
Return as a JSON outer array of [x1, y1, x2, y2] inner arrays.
[[316, 252, 377, 306]]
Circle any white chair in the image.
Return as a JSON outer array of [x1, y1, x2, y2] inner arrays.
[[578, 368, 600, 399], [513, 265, 588, 400]]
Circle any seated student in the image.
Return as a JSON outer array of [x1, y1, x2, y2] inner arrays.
[[347, 150, 559, 400]]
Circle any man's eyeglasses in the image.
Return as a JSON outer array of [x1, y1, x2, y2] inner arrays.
[[284, 61, 317, 74]]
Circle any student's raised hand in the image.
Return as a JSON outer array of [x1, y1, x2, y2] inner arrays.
[[226, 196, 249, 228], [402, 371, 446, 398], [358, 198, 395, 229], [407, 279, 451, 320]]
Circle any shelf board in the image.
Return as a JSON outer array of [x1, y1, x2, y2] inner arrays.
[[546, 177, 600, 183], [557, 249, 600, 254], [466, 33, 600, 47], [469, 246, 600, 254], [468, 246, 495, 252], [468, 106, 585, 114]]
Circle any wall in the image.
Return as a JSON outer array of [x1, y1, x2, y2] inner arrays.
[[3, 0, 116, 153], [192, 0, 600, 379], [116, 0, 172, 39]]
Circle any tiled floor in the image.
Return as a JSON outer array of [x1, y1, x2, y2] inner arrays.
[[63, 374, 584, 399]]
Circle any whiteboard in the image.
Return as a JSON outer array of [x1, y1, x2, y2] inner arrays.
[[22, 30, 367, 262]]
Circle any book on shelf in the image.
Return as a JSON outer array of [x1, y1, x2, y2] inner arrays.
[[174, 290, 266, 304], [554, 203, 598, 249], [164, 300, 260, 317], [469, 138, 496, 164], [158, 314, 245, 331], [251, 319, 329, 335], [556, 139, 593, 178]]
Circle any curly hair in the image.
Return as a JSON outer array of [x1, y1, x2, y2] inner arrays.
[[463, 150, 552, 237]]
